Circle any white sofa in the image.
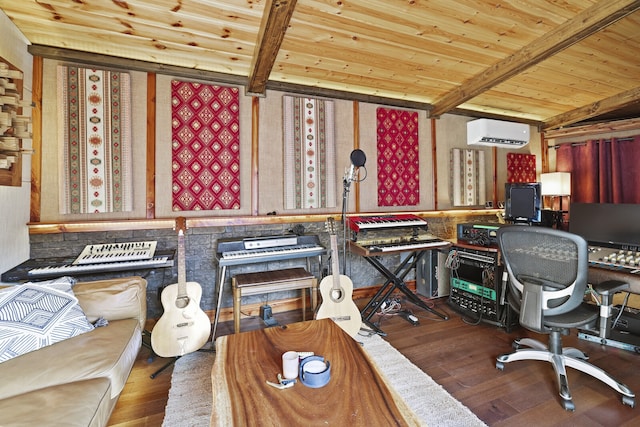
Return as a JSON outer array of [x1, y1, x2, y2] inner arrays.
[[0, 276, 147, 427]]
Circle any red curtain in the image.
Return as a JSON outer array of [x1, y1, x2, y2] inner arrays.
[[556, 135, 640, 204]]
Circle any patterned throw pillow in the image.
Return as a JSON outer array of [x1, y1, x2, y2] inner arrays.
[[0, 277, 95, 363]]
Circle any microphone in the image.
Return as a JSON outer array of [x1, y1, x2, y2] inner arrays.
[[345, 149, 366, 183]]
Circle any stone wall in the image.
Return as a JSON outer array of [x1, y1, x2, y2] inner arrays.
[[28, 211, 501, 319]]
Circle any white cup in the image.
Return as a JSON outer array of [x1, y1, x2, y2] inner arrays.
[[282, 351, 299, 379]]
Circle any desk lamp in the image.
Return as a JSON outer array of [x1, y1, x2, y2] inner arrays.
[[541, 172, 571, 229]]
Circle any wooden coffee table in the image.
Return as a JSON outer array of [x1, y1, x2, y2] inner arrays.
[[211, 318, 420, 426]]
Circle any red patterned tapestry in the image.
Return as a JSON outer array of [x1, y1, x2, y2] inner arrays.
[[507, 152, 536, 182], [376, 108, 419, 206], [171, 81, 240, 211], [57, 66, 132, 214], [283, 96, 336, 209]]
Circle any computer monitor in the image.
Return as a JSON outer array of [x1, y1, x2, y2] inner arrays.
[[570, 203, 640, 246], [504, 182, 542, 224]]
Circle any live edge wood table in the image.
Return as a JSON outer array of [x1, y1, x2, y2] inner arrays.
[[210, 319, 421, 426]]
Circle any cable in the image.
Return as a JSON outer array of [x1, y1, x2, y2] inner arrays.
[[612, 292, 631, 330], [377, 298, 403, 316], [445, 249, 460, 271]]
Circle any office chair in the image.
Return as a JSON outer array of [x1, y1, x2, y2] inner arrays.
[[495, 226, 634, 411]]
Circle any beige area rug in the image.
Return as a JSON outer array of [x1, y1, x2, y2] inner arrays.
[[162, 333, 487, 427]]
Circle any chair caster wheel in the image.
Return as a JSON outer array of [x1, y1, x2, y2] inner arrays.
[[512, 341, 521, 350], [562, 399, 575, 411], [622, 396, 635, 408], [496, 361, 504, 371]]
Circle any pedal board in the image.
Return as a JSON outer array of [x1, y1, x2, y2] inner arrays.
[[260, 304, 279, 327]]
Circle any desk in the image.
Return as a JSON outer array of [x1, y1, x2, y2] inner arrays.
[[211, 319, 420, 426], [588, 265, 640, 295]]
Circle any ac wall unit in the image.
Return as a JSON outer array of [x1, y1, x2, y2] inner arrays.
[[467, 118, 530, 148]]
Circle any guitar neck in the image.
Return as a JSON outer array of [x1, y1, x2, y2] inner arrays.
[[177, 231, 187, 297], [330, 234, 341, 289]]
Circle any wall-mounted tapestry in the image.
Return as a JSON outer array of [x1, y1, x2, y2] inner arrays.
[[283, 96, 336, 209], [451, 148, 486, 206], [376, 108, 420, 206], [171, 80, 240, 211], [57, 66, 132, 214], [506, 152, 536, 183]]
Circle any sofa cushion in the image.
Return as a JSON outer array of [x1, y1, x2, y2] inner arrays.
[[73, 276, 147, 330], [0, 318, 141, 400], [0, 278, 95, 363], [0, 378, 113, 427]]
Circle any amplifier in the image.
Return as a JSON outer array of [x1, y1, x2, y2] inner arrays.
[[446, 245, 517, 331], [416, 249, 450, 299], [456, 223, 505, 247], [611, 305, 640, 335]]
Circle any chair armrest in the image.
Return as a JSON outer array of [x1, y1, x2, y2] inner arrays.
[[593, 280, 629, 296], [520, 284, 544, 332]]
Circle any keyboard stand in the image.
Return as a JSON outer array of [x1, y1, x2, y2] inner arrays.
[[355, 246, 449, 335]]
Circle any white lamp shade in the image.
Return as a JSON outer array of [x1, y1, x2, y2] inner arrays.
[[540, 172, 571, 196]]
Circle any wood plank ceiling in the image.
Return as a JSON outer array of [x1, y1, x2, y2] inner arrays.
[[1, 0, 640, 130]]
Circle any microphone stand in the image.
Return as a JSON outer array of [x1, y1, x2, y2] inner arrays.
[[341, 174, 352, 275], [340, 149, 366, 275]]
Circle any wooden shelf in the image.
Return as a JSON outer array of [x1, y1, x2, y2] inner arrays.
[[0, 57, 29, 187]]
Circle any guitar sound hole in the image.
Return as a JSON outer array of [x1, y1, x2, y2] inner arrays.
[[330, 288, 344, 303], [175, 296, 190, 309]]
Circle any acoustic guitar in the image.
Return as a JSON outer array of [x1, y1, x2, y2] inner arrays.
[[315, 217, 362, 338], [151, 217, 211, 358]]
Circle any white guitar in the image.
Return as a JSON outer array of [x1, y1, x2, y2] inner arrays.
[[151, 217, 211, 358], [315, 217, 362, 338]]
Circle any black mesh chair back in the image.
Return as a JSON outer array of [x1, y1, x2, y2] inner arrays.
[[498, 225, 588, 332], [495, 225, 634, 411]]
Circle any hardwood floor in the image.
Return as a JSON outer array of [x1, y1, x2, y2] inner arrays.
[[108, 298, 640, 426]]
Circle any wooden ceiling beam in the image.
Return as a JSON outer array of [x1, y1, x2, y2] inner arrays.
[[246, 0, 297, 96], [428, 0, 640, 118], [543, 86, 640, 131], [27, 44, 249, 86], [27, 44, 433, 111], [544, 117, 640, 139]]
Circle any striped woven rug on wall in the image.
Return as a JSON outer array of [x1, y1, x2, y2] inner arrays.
[[283, 96, 336, 209], [57, 66, 132, 214], [171, 81, 240, 211], [451, 148, 486, 206]]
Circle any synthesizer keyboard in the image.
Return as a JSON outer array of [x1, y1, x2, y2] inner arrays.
[[28, 256, 172, 278], [347, 214, 428, 233], [1, 250, 175, 282], [216, 234, 325, 267]]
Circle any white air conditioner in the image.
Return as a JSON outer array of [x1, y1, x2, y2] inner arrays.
[[466, 118, 530, 148]]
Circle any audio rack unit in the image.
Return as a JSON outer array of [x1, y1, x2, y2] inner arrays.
[[446, 244, 517, 331], [456, 223, 505, 247]]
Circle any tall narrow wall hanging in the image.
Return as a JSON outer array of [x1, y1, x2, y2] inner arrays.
[[283, 96, 336, 209], [376, 108, 420, 206], [57, 66, 132, 214], [451, 148, 486, 206], [506, 152, 536, 183], [171, 81, 240, 211]]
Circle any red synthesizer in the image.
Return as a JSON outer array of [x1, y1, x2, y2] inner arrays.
[[346, 214, 428, 233]]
